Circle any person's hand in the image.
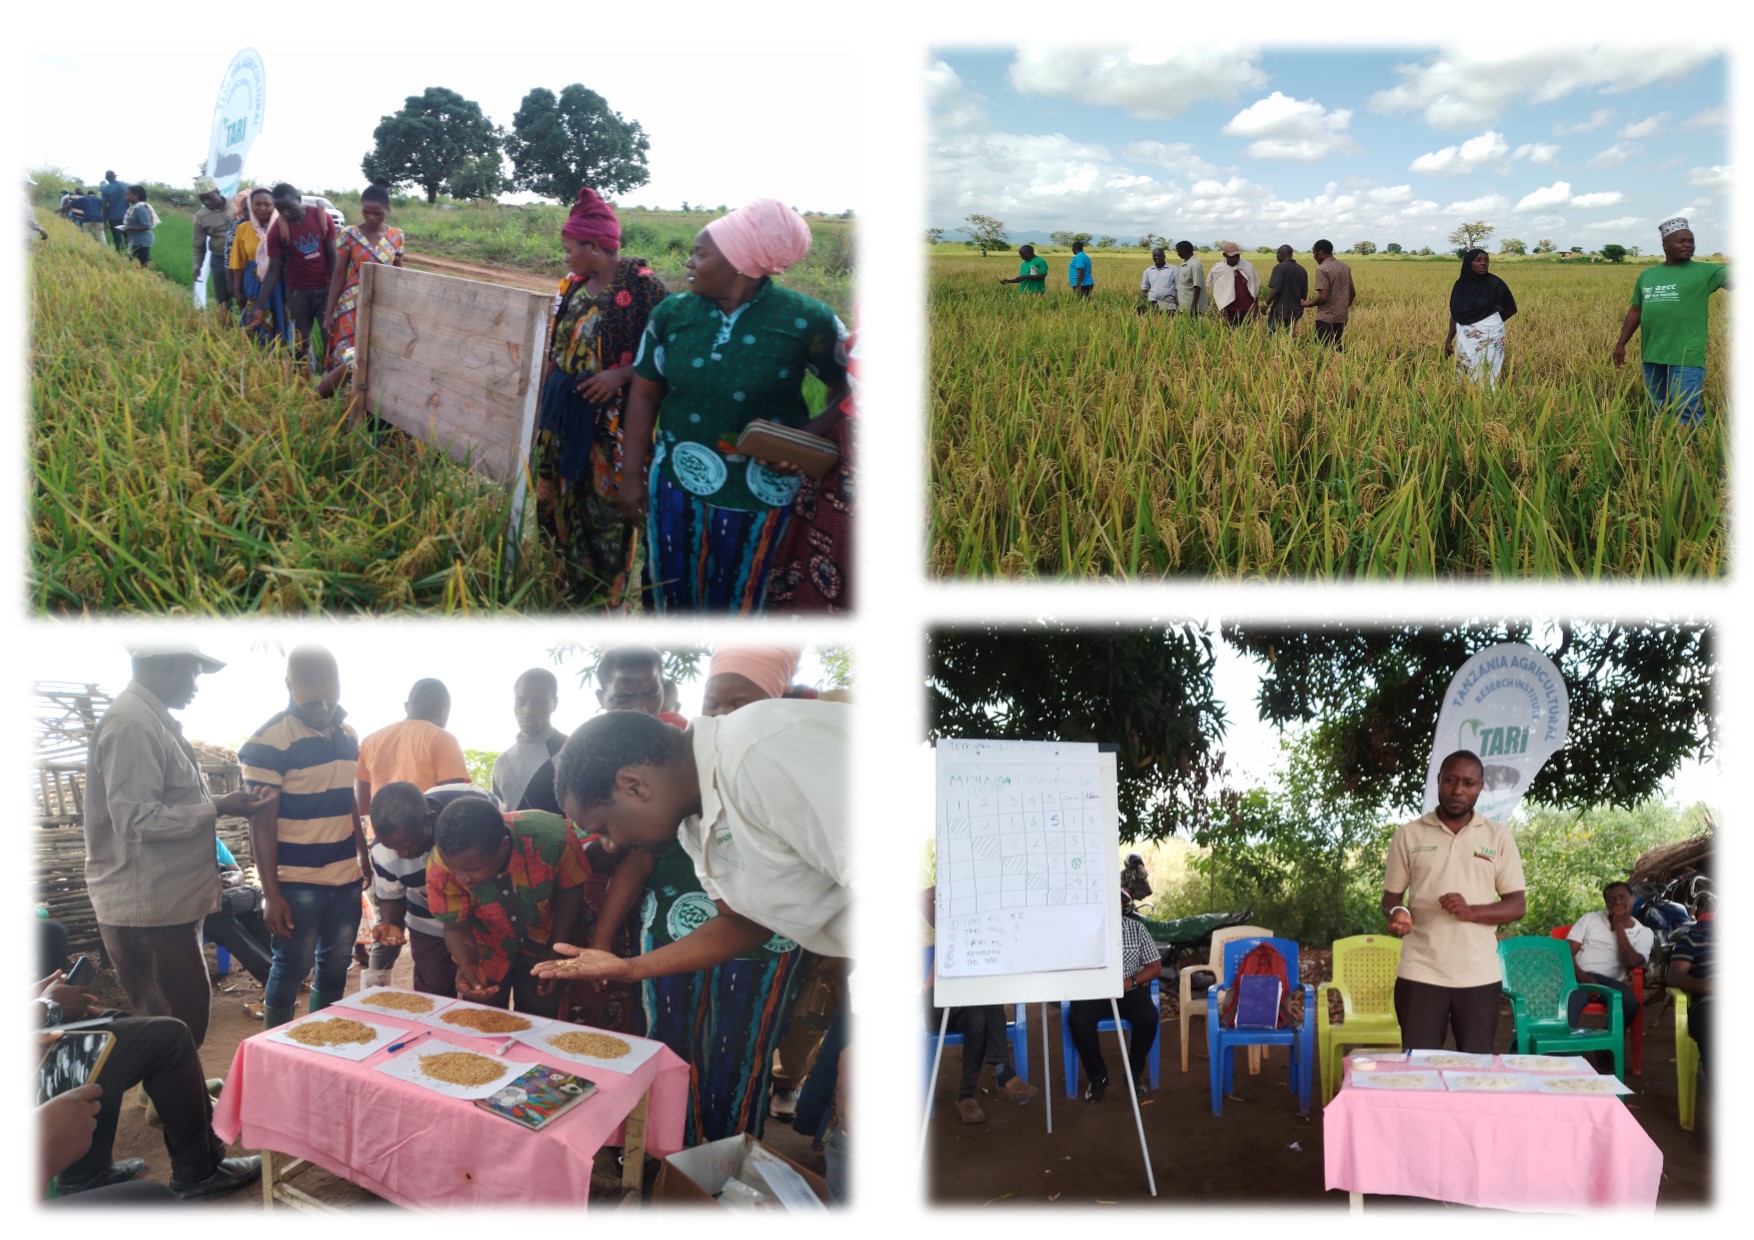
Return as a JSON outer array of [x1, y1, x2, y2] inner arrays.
[[576, 365, 632, 405], [1610, 909, 1634, 933], [371, 923, 406, 948], [614, 474, 647, 524], [220, 870, 246, 888], [1611, 343, 1627, 368], [454, 960, 497, 1001], [40, 1084, 103, 1179], [1386, 908, 1414, 936], [529, 943, 631, 984], [749, 452, 805, 477], [1437, 893, 1475, 922], [45, 982, 100, 1020], [1443, 339, 1455, 358], [215, 786, 277, 817], [264, 892, 294, 939]]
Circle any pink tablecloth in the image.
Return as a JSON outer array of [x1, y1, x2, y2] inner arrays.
[[212, 1010, 688, 1209], [1324, 1065, 1663, 1212]]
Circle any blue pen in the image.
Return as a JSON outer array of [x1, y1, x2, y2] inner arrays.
[[383, 1031, 430, 1055]]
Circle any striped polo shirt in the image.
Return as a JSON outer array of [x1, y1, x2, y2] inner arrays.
[[239, 704, 362, 887]]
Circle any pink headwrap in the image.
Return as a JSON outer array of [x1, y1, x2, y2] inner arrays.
[[707, 646, 801, 701], [562, 185, 621, 250], [704, 198, 813, 278]]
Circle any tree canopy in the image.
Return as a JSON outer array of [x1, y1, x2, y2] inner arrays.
[[1448, 220, 1495, 250], [1223, 622, 1715, 813], [504, 84, 651, 204], [927, 623, 1227, 841], [963, 213, 1008, 256], [362, 87, 502, 204]]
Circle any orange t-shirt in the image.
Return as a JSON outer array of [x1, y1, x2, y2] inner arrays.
[[356, 719, 468, 793]]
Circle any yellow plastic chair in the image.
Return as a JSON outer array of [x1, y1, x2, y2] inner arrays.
[[1672, 988, 1700, 1131], [1180, 924, 1273, 1073], [1317, 934, 1403, 1104]]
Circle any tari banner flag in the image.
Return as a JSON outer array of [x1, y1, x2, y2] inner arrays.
[[205, 49, 266, 199], [1423, 642, 1569, 823]]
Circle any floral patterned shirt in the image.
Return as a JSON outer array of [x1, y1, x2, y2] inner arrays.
[[426, 810, 589, 982]]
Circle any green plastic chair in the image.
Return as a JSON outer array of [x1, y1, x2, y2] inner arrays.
[[1317, 934, 1402, 1105], [1671, 988, 1700, 1130], [1497, 935, 1624, 1081]]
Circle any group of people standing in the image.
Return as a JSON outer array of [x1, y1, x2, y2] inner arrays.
[[47, 172, 156, 263]]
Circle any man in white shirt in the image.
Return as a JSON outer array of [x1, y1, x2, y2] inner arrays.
[[533, 700, 850, 986], [1565, 881, 1651, 1030], [1138, 246, 1177, 313]]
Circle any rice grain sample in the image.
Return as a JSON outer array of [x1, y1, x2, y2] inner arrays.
[[441, 1008, 531, 1034], [359, 991, 436, 1014], [286, 1017, 376, 1047], [549, 1031, 631, 1059], [418, 1052, 506, 1087]]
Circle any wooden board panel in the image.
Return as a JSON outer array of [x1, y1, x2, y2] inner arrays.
[[356, 264, 547, 489]]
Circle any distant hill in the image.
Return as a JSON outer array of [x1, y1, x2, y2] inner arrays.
[[938, 229, 1056, 247]]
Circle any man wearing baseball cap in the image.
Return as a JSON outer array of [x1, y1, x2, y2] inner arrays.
[[83, 645, 276, 1047]]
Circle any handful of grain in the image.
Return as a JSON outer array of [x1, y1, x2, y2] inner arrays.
[[286, 1017, 376, 1047], [549, 1031, 631, 1059], [418, 1052, 505, 1087], [359, 991, 435, 1014], [441, 1008, 531, 1034]]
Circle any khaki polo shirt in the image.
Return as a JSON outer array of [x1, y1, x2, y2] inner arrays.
[[1383, 811, 1525, 988]]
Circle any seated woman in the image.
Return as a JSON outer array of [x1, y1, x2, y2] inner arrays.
[[619, 199, 850, 614], [1065, 893, 1162, 1101]]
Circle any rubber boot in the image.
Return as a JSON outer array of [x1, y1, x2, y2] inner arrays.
[[263, 1005, 296, 1029], [309, 988, 343, 1014]]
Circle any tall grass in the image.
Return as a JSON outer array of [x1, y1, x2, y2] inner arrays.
[[929, 254, 1727, 579], [30, 213, 568, 614]]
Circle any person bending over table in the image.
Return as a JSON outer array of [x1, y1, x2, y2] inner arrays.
[[533, 701, 851, 988], [1381, 749, 1526, 1054], [427, 797, 587, 1017], [1065, 891, 1161, 1102]]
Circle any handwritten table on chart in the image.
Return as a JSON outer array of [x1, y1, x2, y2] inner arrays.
[[935, 760, 1111, 977]]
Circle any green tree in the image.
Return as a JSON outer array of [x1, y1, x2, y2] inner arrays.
[[1139, 232, 1167, 250], [1627, 245, 1641, 258], [1385, 243, 1403, 254], [926, 228, 946, 245], [361, 86, 503, 205], [1416, 246, 1434, 256], [927, 623, 1227, 841], [1601, 243, 1628, 263], [504, 84, 651, 204], [462, 749, 501, 788], [448, 151, 506, 201], [1095, 235, 1117, 249], [1350, 240, 1377, 255], [1499, 237, 1527, 255], [1447, 220, 1495, 250], [1049, 230, 1074, 249], [1223, 622, 1715, 813], [1534, 238, 1556, 254], [1515, 801, 1709, 935], [963, 213, 1008, 256]]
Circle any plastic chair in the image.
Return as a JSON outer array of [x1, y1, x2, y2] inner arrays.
[[1498, 936, 1623, 1081], [1317, 934, 1402, 1105], [1179, 924, 1273, 1072], [1059, 977, 1161, 1097], [1550, 923, 1643, 1075], [1671, 988, 1700, 1131], [922, 947, 1028, 1096], [1207, 936, 1314, 1116]]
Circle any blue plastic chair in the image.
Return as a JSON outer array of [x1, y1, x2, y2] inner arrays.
[[1058, 977, 1162, 1096], [1207, 936, 1314, 1116], [923, 947, 1029, 1095]]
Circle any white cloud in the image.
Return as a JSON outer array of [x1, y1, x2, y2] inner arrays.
[[1445, 193, 1512, 215], [1586, 142, 1642, 168], [1400, 200, 1442, 217], [1515, 181, 1572, 211], [1008, 47, 1267, 119], [1370, 49, 1717, 129], [1554, 109, 1616, 136], [925, 60, 990, 133], [1583, 216, 1643, 232], [1510, 143, 1561, 166], [1688, 165, 1732, 191], [1367, 184, 1414, 204], [1410, 131, 1509, 174], [1617, 113, 1670, 139], [1222, 91, 1358, 162], [1530, 215, 1568, 229], [1681, 108, 1727, 130], [1121, 140, 1225, 179], [1569, 191, 1626, 208]]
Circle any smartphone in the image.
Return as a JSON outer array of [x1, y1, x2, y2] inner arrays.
[[65, 956, 95, 986], [38, 1031, 116, 1106]]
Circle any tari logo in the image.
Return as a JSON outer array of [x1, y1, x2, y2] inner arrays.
[[1459, 718, 1530, 757], [1473, 848, 1497, 861]]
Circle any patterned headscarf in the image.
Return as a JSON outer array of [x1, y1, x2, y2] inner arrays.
[[706, 646, 801, 700], [562, 185, 620, 250], [704, 198, 813, 278]]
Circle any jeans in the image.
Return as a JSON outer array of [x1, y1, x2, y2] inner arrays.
[[285, 286, 329, 373], [265, 882, 362, 1009], [824, 1125, 848, 1205], [1641, 363, 1706, 427]]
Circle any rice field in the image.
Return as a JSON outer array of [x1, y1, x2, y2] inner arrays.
[[928, 252, 1727, 579], [29, 213, 565, 613]]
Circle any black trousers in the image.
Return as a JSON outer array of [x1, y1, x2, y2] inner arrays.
[[950, 1005, 1014, 1099], [200, 908, 273, 986], [106, 214, 127, 253], [479, 945, 564, 1018], [1688, 996, 1711, 1071], [97, 921, 210, 1048], [40, 917, 71, 979], [1067, 986, 1159, 1086], [1314, 319, 1346, 350], [1395, 978, 1500, 1054], [1567, 972, 1640, 1027], [58, 1016, 226, 1187]]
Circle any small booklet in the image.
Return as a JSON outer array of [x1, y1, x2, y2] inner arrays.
[[1233, 975, 1283, 1028], [472, 1064, 597, 1131]]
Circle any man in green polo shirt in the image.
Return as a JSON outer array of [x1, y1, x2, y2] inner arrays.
[[1381, 749, 1526, 1053], [1611, 216, 1730, 427], [997, 243, 1048, 294]]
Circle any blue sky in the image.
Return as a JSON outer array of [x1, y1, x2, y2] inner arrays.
[[929, 47, 1730, 251]]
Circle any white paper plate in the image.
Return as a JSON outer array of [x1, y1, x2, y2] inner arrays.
[[511, 1024, 664, 1075], [1406, 1049, 1495, 1070], [1348, 1069, 1446, 1091], [1533, 1074, 1634, 1097], [1441, 1071, 1546, 1093], [264, 1014, 404, 1062], [330, 986, 456, 1020], [1498, 1054, 1593, 1073], [375, 1045, 527, 1099], [407, 999, 557, 1040]]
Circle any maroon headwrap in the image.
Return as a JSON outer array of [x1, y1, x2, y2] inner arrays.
[[562, 185, 620, 250]]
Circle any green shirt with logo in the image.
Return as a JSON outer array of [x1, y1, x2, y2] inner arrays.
[[1017, 255, 1048, 294], [1631, 260, 1728, 367]]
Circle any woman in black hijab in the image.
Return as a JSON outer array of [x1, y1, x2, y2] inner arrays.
[[1443, 248, 1518, 388]]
